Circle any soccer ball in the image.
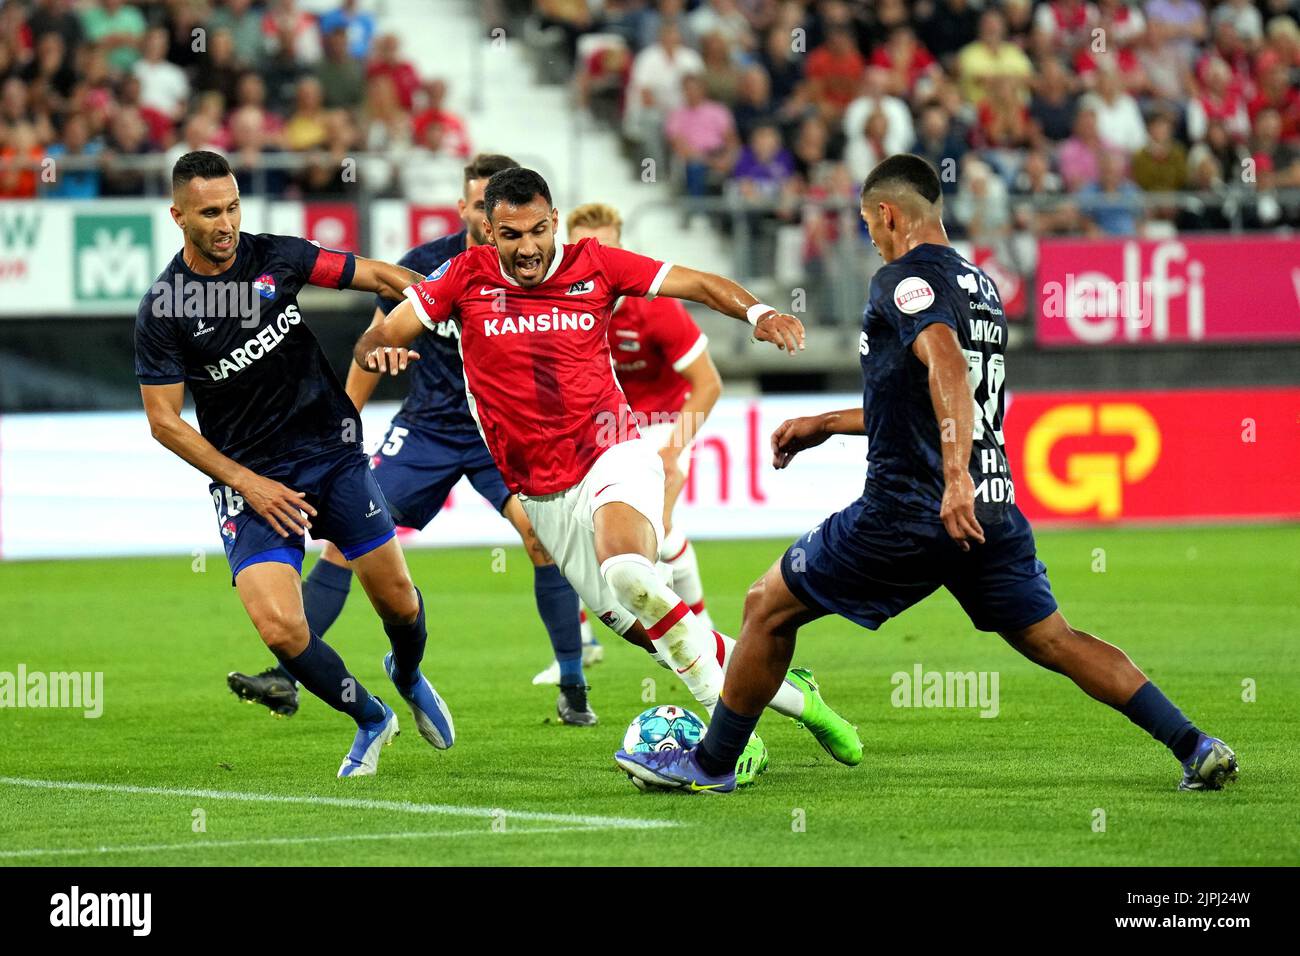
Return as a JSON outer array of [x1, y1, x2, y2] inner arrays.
[[622, 705, 706, 754]]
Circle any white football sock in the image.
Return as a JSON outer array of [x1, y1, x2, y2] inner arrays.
[[714, 631, 805, 719], [601, 552, 723, 714], [578, 608, 594, 646], [658, 527, 713, 632]]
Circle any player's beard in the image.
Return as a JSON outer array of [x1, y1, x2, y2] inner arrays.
[[511, 247, 549, 285], [199, 229, 238, 264]]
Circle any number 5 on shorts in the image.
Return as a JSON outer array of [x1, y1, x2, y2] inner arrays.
[[381, 427, 410, 456]]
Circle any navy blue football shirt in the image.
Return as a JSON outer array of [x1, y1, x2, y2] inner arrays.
[[374, 230, 478, 436], [859, 242, 1012, 521], [134, 232, 359, 471]]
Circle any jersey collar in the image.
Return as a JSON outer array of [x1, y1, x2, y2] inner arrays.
[[497, 240, 564, 287]]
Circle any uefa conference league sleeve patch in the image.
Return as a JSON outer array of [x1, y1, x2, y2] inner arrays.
[[893, 276, 936, 314]]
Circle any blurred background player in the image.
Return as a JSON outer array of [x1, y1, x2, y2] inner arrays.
[[531, 201, 723, 684], [137, 151, 454, 778], [618, 155, 1238, 795], [226, 153, 599, 727], [357, 167, 863, 783]]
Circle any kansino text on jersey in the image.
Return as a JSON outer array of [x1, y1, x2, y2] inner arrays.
[[149, 275, 264, 322], [203, 305, 302, 381], [482, 310, 597, 336]]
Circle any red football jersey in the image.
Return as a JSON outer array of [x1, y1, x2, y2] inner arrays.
[[608, 295, 707, 419], [404, 237, 671, 495]]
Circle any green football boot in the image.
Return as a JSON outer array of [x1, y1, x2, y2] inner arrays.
[[734, 733, 770, 787], [786, 667, 862, 766]]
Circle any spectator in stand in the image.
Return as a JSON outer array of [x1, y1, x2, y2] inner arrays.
[[1082, 69, 1147, 154], [1249, 61, 1300, 144], [687, 0, 755, 54], [1080, 147, 1142, 235], [262, 0, 322, 66], [1131, 110, 1188, 192], [411, 79, 472, 160], [227, 104, 288, 195], [316, 25, 365, 110], [665, 72, 739, 197], [1145, 0, 1208, 70], [81, 0, 147, 74], [910, 101, 966, 195], [1011, 145, 1083, 235], [731, 122, 795, 201], [1057, 105, 1107, 190], [805, 26, 866, 124], [163, 113, 225, 177], [1202, 118, 1248, 181], [162, 0, 207, 75], [209, 0, 266, 68], [731, 64, 783, 143], [844, 108, 891, 182], [299, 108, 359, 197], [1187, 57, 1251, 143], [1001, 0, 1037, 48], [1250, 107, 1300, 188], [914, 0, 980, 66], [319, 0, 377, 60], [869, 25, 941, 100], [0, 123, 44, 199], [699, 32, 742, 107], [761, 22, 804, 104], [952, 155, 1011, 244], [45, 113, 104, 198], [400, 119, 463, 200], [974, 75, 1034, 153], [23, 31, 78, 106], [366, 33, 421, 111], [134, 27, 189, 122], [1074, 9, 1147, 95], [1028, 55, 1078, 143], [843, 66, 914, 161], [1137, 12, 1191, 108], [1212, 0, 1264, 48], [577, 39, 631, 127], [1095, 0, 1146, 49], [360, 72, 411, 155], [29, 0, 84, 54], [232, 73, 285, 141], [536, 0, 594, 71], [117, 73, 173, 149], [638, 0, 695, 52], [956, 9, 1033, 105], [193, 28, 245, 109], [100, 106, 152, 195], [1260, 15, 1300, 71], [283, 76, 330, 152], [624, 22, 703, 154], [1032, 0, 1096, 57], [1178, 145, 1233, 230]]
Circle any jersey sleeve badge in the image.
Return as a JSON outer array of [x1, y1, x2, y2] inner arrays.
[[893, 276, 936, 314]]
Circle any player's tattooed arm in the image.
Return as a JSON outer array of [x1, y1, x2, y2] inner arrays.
[[343, 306, 388, 409], [140, 384, 316, 536], [656, 265, 805, 355], [348, 258, 425, 301], [352, 298, 424, 376], [771, 408, 863, 469], [912, 323, 985, 551]]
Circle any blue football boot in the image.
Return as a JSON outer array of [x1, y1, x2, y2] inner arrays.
[[615, 746, 737, 794], [384, 652, 455, 749], [1179, 735, 1238, 791], [337, 699, 399, 778]]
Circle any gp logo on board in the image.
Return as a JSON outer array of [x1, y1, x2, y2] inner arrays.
[[74, 213, 153, 304], [893, 276, 935, 314], [1022, 403, 1160, 519], [253, 273, 277, 299]]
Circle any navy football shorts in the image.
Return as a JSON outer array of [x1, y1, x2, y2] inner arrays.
[[780, 498, 1058, 633], [369, 420, 511, 529], [210, 447, 396, 584]]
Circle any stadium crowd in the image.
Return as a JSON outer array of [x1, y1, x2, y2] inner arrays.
[[1, 0, 474, 199], [542, 0, 1300, 242]]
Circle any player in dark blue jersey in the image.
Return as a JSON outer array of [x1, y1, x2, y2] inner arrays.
[[226, 154, 597, 726], [136, 151, 455, 777], [618, 154, 1238, 794]]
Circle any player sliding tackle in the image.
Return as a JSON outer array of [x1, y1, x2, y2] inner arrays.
[[136, 151, 454, 778], [617, 154, 1238, 794], [355, 167, 863, 784]]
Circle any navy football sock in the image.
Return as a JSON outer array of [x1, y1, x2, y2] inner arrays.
[[534, 564, 584, 685], [302, 558, 353, 637], [697, 700, 760, 776], [272, 663, 296, 683], [278, 632, 383, 725], [1123, 681, 1201, 761], [384, 587, 427, 686]]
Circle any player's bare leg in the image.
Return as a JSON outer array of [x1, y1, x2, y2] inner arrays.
[[235, 561, 398, 775], [350, 537, 454, 749], [1001, 611, 1237, 789], [504, 497, 597, 723]]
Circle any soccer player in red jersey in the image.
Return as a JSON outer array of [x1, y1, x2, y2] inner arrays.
[[354, 168, 863, 779]]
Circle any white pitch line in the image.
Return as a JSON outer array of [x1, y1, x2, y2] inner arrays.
[[0, 777, 677, 831], [0, 825, 608, 861]]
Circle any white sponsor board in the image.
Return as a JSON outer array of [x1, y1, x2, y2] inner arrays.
[[0, 396, 866, 561]]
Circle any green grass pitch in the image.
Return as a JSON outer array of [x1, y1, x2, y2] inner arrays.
[[1, 525, 1296, 866]]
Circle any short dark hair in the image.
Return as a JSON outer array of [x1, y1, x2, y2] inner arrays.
[[483, 167, 552, 221], [860, 153, 942, 205], [463, 153, 520, 185], [172, 150, 233, 191]]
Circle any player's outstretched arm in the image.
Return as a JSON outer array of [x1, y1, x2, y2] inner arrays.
[[343, 306, 388, 409], [656, 265, 805, 355], [352, 298, 425, 376], [140, 384, 316, 536], [771, 408, 864, 469], [348, 257, 425, 301], [912, 323, 985, 551]]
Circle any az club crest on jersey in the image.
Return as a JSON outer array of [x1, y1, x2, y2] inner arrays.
[[221, 519, 238, 541], [253, 274, 277, 300]]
